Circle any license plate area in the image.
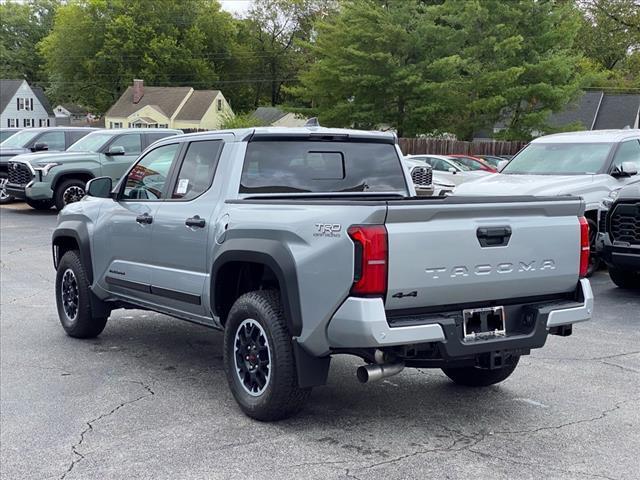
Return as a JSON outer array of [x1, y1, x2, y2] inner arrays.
[[462, 306, 506, 341]]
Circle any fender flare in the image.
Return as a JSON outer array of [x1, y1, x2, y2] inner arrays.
[[50, 168, 97, 191], [211, 238, 302, 336], [52, 222, 93, 283]]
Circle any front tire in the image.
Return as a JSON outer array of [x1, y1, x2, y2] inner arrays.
[[442, 356, 520, 387], [54, 178, 87, 210], [608, 267, 640, 289], [223, 290, 311, 421], [26, 198, 53, 210], [55, 250, 108, 338], [0, 176, 15, 204]]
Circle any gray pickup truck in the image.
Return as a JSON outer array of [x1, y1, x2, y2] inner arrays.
[[52, 127, 594, 420]]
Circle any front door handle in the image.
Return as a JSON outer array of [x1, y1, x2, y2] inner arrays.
[[185, 215, 206, 228], [136, 213, 153, 225]]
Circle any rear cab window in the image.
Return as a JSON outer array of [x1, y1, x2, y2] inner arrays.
[[240, 139, 407, 194]]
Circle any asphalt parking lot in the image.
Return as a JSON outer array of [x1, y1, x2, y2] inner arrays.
[[1, 202, 638, 480]]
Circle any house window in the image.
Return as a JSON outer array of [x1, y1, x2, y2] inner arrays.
[[110, 122, 122, 129], [7, 119, 16, 128], [159, 124, 167, 128], [217, 99, 222, 112], [16, 98, 33, 111], [23, 118, 33, 127], [17, 98, 24, 110]]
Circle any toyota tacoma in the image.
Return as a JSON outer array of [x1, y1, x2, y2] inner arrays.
[[52, 127, 594, 420]]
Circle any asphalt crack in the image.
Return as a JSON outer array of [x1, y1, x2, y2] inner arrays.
[[59, 380, 155, 480]]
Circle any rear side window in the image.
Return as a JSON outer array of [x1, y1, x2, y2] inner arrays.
[[111, 134, 142, 154], [240, 141, 406, 194], [172, 140, 222, 200]]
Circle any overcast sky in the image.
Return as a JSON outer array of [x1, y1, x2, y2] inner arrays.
[[219, 0, 253, 16]]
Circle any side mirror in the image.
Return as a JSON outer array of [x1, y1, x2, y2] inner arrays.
[[32, 142, 48, 152], [614, 161, 639, 177], [497, 160, 509, 172], [448, 167, 457, 174], [106, 145, 126, 156], [86, 177, 113, 198]]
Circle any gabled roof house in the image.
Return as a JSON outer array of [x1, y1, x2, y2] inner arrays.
[[104, 79, 234, 130], [0, 79, 55, 128]]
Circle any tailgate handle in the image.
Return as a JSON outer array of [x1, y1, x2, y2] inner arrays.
[[477, 226, 512, 247]]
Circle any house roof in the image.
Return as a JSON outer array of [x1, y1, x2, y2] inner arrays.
[[31, 86, 55, 116], [0, 79, 25, 113], [59, 103, 89, 115], [174, 90, 220, 121], [593, 94, 640, 130], [547, 91, 603, 130], [106, 86, 192, 118], [252, 107, 288, 125]]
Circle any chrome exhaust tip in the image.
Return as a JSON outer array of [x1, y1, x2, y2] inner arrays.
[[357, 362, 405, 383]]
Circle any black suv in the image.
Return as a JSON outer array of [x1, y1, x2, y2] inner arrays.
[[600, 183, 640, 288], [0, 127, 97, 203]]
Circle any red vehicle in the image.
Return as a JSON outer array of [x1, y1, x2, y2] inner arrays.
[[448, 154, 497, 172]]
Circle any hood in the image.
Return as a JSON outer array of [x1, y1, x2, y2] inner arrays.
[[10, 151, 96, 166], [454, 173, 597, 196], [0, 147, 30, 159], [618, 181, 640, 200]]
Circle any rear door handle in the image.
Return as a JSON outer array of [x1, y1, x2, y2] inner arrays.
[[185, 215, 206, 228], [135, 213, 153, 225]]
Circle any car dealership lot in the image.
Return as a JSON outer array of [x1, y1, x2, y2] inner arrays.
[[1, 202, 638, 480]]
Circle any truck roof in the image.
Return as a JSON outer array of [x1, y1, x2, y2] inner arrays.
[[531, 129, 640, 144], [103, 128, 183, 134], [172, 127, 397, 143]]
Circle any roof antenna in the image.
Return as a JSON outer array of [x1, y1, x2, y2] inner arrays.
[[305, 117, 320, 127]]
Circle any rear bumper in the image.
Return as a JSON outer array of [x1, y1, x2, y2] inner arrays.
[[326, 279, 592, 356]]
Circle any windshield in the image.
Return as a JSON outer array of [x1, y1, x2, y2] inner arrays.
[[451, 157, 484, 171], [0, 130, 40, 148], [68, 132, 113, 152], [502, 143, 615, 175], [448, 159, 471, 171]]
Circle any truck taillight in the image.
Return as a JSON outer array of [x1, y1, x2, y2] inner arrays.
[[348, 225, 388, 296], [579, 216, 590, 278]]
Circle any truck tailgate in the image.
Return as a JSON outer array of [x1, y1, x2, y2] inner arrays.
[[384, 197, 583, 310]]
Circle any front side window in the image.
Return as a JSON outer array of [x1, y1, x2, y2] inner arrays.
[[110, 134, 142, 154], [121, 143, 179, 200], [502, 143, 615, 175], [172, 140, 222, 200], [611, 140, 640, 172], [68, 132, 113, 152], [240, 140, 407, 194], [36, 131, 66, 151]]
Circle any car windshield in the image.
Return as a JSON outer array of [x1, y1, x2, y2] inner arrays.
[[67, 132, 113, 152], [502, 142, 615, 175], [447, 159, 471, 171], [452, 157, 484, 170], [0, 130, 40, 148]]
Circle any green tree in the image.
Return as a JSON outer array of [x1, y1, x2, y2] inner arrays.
[[293, 0, 588, 140], [0, 0, 59, 82]]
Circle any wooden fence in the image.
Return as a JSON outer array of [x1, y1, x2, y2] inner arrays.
[[399, 138, 528, 156]]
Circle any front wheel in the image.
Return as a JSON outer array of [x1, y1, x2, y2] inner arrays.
[[442, 356, 520, 387], [223, 290, 311, 421], [54, 179, 87, 210], [608, 267, 640, 290], [55, 250, 108, 338], [0, 176, 15, 204]]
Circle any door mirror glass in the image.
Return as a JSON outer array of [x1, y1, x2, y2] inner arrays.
[[107, 145, 126, 156], [32, 142, 48, 152], [86, 177, 112, 198], [497, 159, 509, 172]]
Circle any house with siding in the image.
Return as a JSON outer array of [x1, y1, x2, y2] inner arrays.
[[0, 79, 55, 128], [104, 79, 233, 130], [251, 106, 308, 127]]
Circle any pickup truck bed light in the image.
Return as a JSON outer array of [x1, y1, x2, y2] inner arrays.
[[347, 225, 388, 296]]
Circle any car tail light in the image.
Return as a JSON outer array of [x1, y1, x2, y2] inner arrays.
[[348, 225, 388, 296], [579, 216, 590, 278]]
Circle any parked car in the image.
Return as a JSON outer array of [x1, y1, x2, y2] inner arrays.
[[0, 128, 21, 143], [406, 154, 491, 186], [6, 128, 181, 210], [598, 182, 640, 289], [454, 130, 640, 276], [404, 157, 454, 196], [0, 127, 97, 203], [52, 127, 592, 420], [475, 154, 507, 169], [448, 154, 497, 172]]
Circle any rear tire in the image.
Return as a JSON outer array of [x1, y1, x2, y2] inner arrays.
[[223, 290, 311, 421], [54, 178, 87, 210], [608, 267, 640, 289], [55, 250, 108, 338], [442, 356, 520, 387], [26, 198, 53, 210]]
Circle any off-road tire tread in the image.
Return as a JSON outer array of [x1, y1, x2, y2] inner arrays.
[[442, 356, 520, 387], [224, 290, 311, 421], [56, 250, 107, 338], [54, 178, 85, 210]]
